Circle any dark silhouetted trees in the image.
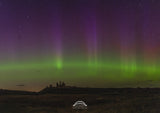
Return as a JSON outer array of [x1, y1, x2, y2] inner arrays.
[[56, 81, 66, 87]]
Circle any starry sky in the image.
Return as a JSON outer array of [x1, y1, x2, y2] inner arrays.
[[0, 0, 160, 91]]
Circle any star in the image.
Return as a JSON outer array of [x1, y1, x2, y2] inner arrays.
[[26, 15, 31, 20]]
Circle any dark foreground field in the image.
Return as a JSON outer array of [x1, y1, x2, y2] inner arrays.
[[0, 88, 160, 113]]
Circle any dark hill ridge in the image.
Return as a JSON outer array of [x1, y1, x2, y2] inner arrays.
[[0, 89, 36, 95], [39, 86, 117, 94], [39, 82, 160, 94], [1, 86, 160, 95], [39, 86, 160, 95]]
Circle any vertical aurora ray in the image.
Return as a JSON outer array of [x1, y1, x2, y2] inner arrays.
[[52, 2, 63, 69], [116, 5, 137, 77], [140, 1, 158, 77], [82, 2, 98, 69]]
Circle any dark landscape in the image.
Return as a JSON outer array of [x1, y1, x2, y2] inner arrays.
[[0, 86, 160, 113]]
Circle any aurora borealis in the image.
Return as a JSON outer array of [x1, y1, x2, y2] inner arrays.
[[0, 0, 160, 91]]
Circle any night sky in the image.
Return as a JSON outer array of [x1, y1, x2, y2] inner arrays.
[[0, 0, 160, 91]]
